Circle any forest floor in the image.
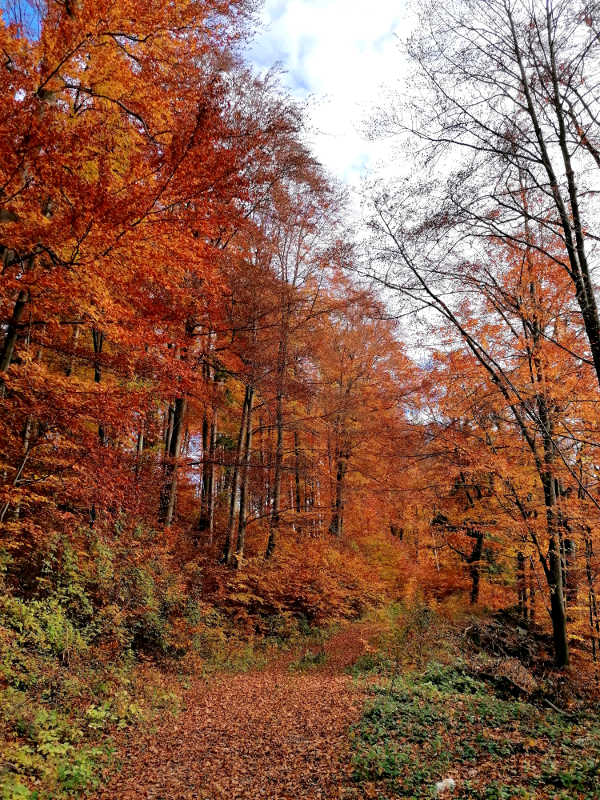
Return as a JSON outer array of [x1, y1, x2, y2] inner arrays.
[[89, 609, 600, 800], [92, 621, 378, 800]]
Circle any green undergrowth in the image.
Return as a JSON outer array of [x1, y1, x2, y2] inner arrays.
[[189, 607, 337, 678], [0, 590, 181, 800], [288, 647, 328, 672], [0, 538, 340, 800], [348, 603, 600, 799], [286, 619, 335, 672]]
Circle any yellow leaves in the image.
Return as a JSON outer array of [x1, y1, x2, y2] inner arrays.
[[78, 160, 100, 184]]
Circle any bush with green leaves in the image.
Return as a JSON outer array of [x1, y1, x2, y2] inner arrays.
[[350, 662, 600, 799], [0, 532, 188, 800]]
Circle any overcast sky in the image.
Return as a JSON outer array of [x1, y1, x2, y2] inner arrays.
[[249, 0, 415, 189]]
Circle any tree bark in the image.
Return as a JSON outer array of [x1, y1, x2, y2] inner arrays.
[[294, 429, 302, 514], [265, 388, 283, 559], [0, 289, 28, 373], [223, 389, 249, 564], [91, 327, 105, 444], [235, 385, 254, 567], [158, 395, 187, 526], [328, 450, 347, 538], [517, 551, 528, 620], [468, 530, 483, 605]]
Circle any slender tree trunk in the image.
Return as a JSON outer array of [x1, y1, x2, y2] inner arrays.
[[316, 478, 323, 534], [265, 389, 283, 559], [535, 431, 569, 666], [223, 390, 249, 564], [294, 429, 302, 514], [0, 289, 28, 374], [539, 428, 569, 666], [468, 531, 483, 605], [304, 474, 310, 513], [329, 451, 347, 537], [517, 551, 528, 619], [549, 539, 569, 667], [91, 327, 106, 444], [135, 423, 144, 477], [528, 555, 536, 623], [91, 327, 103, 384], [525, 258, 569, 666], [326, 431, 334, 510], [563, 538, 577, 609], [585, 533, 600, 676], [265, 425, 272, 516], [257, 413, 265, 518], [207, 409, 217, 540], [544, 472, 569, 667], [235, 386, 254, 568], [159, 396, 187, 526], [289, 479, 295, 532], [163, 403, 173, 458], [200, 412, 209, 518], [65, 324, 80, 377]]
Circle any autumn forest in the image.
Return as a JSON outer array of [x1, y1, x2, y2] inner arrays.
[[2, 1, 600, 798]]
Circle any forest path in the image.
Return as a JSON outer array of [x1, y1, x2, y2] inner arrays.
[[95, 621, 378, 800]]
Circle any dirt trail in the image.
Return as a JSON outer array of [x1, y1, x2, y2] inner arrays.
[[95, 623, 376, 800]]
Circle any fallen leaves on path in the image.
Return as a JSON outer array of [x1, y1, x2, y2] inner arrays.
[[94, 624, 375, 800]]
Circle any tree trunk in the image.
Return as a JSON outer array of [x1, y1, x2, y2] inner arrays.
[[0, 289, 28, 385], [585, 534, 600, 672], [529, 289, 569, 667], [539, 435, 569, 666], [223, 390, 249, 564], [164, 403, 174, 457], [563, 538, 577, 609], [294, 429, 302, 514], [265, 389, 283, 559], [235, 386, 254, 568], [517, 551, 528, 619], [65, 324, 80, 377], [329, 451, 347, 538], [468, 531, 483, 605], [528, 555, 536, 622], [135, 425, 144, 477], [91, 327, 105, 444], [159, 396, 187, 526], [200, 412, 209, 520], [207, 409, 217, 540], [548, 530, 569, 667], [257, 414, 265, 518]]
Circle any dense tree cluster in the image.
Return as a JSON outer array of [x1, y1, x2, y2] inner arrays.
[[3, 0, 600, 677], [0, 0, 415, 629], [368, 0, 600, 667]]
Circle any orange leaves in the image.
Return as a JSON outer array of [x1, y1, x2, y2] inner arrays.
[[0, 0, 315, 549], [93, 623, 371, 800]]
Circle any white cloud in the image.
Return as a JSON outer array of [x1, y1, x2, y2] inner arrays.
[[249, 0, 416, 189]]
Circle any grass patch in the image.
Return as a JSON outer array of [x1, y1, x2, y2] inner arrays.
[[350, 660, 600, 799], [289, 647, 328, 672]]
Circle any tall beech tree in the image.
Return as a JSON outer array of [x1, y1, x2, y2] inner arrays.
[[368, 182, 600, 664], [389, 0, 600, 390]]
